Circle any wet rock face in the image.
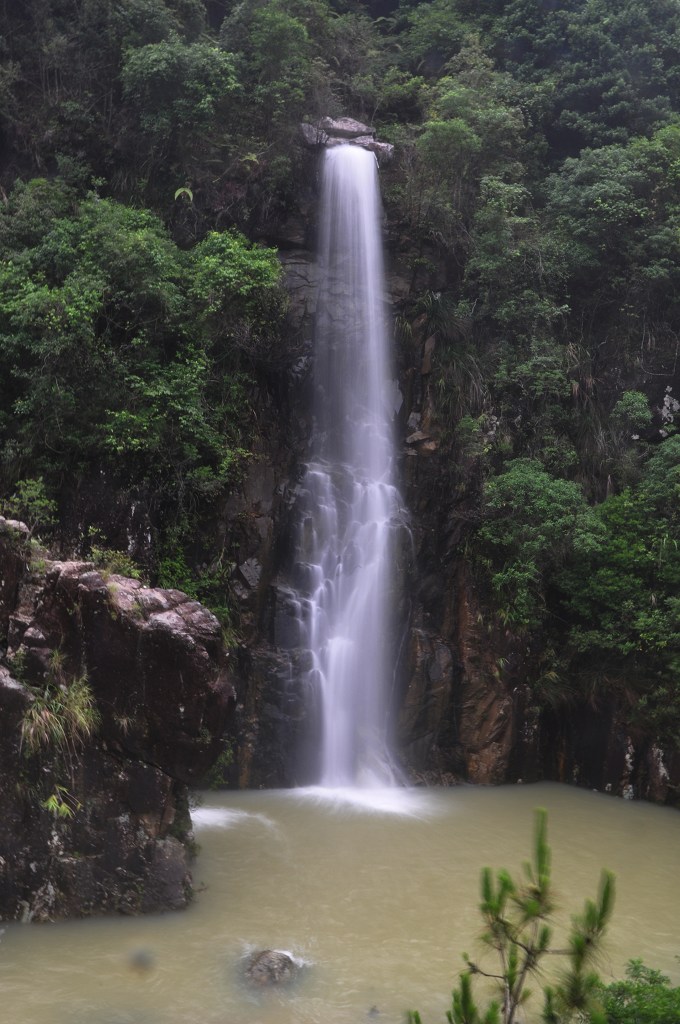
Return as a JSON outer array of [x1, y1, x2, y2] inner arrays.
[[235, 642, 313, 788], [398, 625, 461, 780], [0, 524, 234, 921]]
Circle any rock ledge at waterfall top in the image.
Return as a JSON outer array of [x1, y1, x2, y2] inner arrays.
[[300, 116, 394, 164], [0, 518, 235, 921]]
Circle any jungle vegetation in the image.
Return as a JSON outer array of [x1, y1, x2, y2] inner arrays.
[[1, 1, 680, 738]]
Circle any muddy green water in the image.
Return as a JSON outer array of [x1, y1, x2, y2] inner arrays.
[[1, 782, 679, 1024]]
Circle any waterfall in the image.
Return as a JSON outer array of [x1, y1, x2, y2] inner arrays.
[[295, 144, 403, 788]]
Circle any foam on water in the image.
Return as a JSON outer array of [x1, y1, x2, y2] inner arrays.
[[288, 785, 441, 818], [191, 807, 278, 832]]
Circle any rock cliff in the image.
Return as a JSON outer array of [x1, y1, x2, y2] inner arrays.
[[0, 518, 234, 921]]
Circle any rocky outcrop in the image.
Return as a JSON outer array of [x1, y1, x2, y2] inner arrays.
[[0, 519, 234, 921], [398, 620, 460, 782]]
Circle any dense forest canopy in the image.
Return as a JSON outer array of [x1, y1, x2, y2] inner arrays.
[[2, 0, 680, 735]]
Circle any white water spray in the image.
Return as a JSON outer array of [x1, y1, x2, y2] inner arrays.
[[296, 145, 403, 788]]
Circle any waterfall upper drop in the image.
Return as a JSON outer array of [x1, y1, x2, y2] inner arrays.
[[296, 144, 403, 788]]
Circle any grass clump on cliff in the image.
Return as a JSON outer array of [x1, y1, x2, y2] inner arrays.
[[21, 674, 100, 760], [18, 653, 101, 819]]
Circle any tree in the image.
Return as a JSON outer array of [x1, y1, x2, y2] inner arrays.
[[477, 460, 603, 630], [496, 0, 680, 157], [0, 0, 208, 184], [0, 176, 285, 552], [600, 960, 680, 1024], [409, 809, 615, 1024], [397, 41, 528, 264], [1, 477, 57, 538], [120, 37, 240, 187], [219, 0, 323, 133], [556, 437, 680, 742]]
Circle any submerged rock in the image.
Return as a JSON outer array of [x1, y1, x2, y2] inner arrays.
[[128, 948, 156, 974], [244, 949, 301, 987]]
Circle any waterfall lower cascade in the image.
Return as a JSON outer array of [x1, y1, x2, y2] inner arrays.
[[296, 144, 403, 788]]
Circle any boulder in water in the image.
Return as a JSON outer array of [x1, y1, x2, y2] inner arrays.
[[244, 949, 301, 987]]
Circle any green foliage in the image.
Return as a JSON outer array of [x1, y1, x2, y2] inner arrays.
[[18, 650, 100, 821], [465, 179, 568, 334], [89, 546, 145, 582], [190, 230, 284, 336], [204, 741, 235, 789], [599, 960, 680, 1024], [157, 538, 237, 636], [409, 810, 614, 1024], [555, 439, 680, 739], [393, 42, 527, 261], [450, 973, 500, 1024], [0, 179, 283, 537], [1, 478, 57, 537], [156, 545, 198, 597], [638, 434, 680, 512], [0, 0, 209, 195], [121, 39, 238, 129], [472, 432, 680, 731], [329, 13, 417, 123], [497, 0, 680, 155], [0, 172, 288, 608], [120, 37, 239, 183], [477, 460, 603, 631], [611, 391, 653, 436], [546, 127, 680, 315], [220, 0, 329, 133], [398, 0, 470, 74], [42, 784, 81, 820]]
